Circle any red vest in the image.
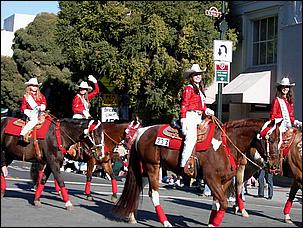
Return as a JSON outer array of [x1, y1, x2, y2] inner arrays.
[[72, 83, 99, 114], [21, 92, 47, 112], [270, 97, 295, 124]]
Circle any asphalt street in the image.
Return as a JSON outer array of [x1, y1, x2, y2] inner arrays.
[[1, 161, 302, 227]]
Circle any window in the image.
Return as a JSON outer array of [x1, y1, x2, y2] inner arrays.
[[252, 16, 278, 65]]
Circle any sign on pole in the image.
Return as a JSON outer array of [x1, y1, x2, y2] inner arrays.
[[214, 40, 233, 62], [215, 61, 230, 83]]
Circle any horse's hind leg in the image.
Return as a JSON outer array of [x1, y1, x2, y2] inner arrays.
[[283, 180, 300, 224], [146, 163, 172, 227]]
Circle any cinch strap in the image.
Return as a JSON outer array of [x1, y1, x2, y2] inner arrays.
[[55, 120, 67, 154]]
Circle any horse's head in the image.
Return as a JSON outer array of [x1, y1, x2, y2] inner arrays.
[[255, 118, 283, 175], [80, 119, 111, 163]]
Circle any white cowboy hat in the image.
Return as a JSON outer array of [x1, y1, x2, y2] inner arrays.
[[184, 63, 207, 78], [24, 78, 42, 86], [78, 81, 92, 90], [277, 77, 295, 86]]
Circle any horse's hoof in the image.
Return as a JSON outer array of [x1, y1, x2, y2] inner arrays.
[[163, 221, 172, 227], [233, 205, 239, 214], [208, 224, 215, 227], [86, 195, 93, 201], [241, 209, 249, 218], [285, 219, 293, 224], [128, 218, 137, 224], [1, 190, 5, 198], [34, 200, 42, 207], [111, 194, 118, 203], [65, 200, 74, 211]]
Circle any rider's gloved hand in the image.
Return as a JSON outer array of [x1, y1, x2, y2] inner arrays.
[[88, 75, 97, 83], [205, 108, 214, 116], [40, 104, 46, 111], [294, 119, 302, 128]]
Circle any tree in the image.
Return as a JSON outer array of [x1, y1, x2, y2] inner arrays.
[[1, 56, 25, 110], [56, 1, 239, 124], [11, 12, 74, 117]]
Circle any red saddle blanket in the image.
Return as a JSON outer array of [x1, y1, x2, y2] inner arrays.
[[155, 123, 216, 151], [4, 117, 53, 139]]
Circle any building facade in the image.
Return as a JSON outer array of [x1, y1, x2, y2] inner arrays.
[[208, 1, 302, 122], [1, 13, 36, 57]]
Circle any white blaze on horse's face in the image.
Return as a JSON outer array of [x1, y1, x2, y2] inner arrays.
[[211, 138, 222, 151]]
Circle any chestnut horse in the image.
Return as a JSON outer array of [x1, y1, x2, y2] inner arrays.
[[281, 128, 302, 223], [1, 116, 104, 210], [30, 121, 129, 202], [232, 125, 302, 223], [113, 118, 281, 227]]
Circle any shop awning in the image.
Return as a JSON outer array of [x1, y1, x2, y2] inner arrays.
[[204, 70, 271, 104], [222, 71, 271, 104]]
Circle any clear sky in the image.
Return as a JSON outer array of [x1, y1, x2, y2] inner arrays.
[[1, 1, 60, 29]]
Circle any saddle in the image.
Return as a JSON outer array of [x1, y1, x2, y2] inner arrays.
[[280, 128, 298, 158]]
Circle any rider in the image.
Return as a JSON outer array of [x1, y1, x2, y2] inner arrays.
[[72, 75, 99, 119], [180, 63, 214, 176], [270, 77, 302, 131], [70, 75, 100, 171], [18, 78, 47, 143]]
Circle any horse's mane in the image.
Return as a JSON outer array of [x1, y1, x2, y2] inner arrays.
[[224, 118, 265, 130]]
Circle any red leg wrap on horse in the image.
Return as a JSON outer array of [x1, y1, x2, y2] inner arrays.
[[283, 199, 293, 215], [111, 179, 118, 194], [35, 184, 45, 199], [208, 210, 217, 225], [60, 187, 69, 202], [213, 210, 225, 227], [1, 175, 6, 191], [54, 179, 60, 192], [85, 181, 91, 195], [237, 193, 244, 210], [155, 205, 168, 224]]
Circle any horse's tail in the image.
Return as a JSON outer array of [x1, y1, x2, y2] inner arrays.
[[113, 141, 143, 217]]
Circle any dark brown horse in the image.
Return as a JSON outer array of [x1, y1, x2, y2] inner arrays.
[[1, 116, 104, 210], [113, 118, 281, 227], [31, 121, 129, 202]]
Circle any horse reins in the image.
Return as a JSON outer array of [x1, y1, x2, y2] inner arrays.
[[211, 116, 264, 170]]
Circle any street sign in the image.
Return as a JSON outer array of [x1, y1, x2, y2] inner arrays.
[[215, 61, 230, 83], [101, 94, 119, 107], [213, 40, 233, 62], [100, 76, 115, 92]]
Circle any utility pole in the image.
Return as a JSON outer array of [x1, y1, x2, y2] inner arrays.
[[216, 1, 228, 121]]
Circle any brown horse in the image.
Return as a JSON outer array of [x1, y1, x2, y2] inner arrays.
[[31, 121, 129, 202], [113, 118, 281, 227], [281, 128, 302, 223], [1, 116, 104, 210], [232, 125, 302, 222]]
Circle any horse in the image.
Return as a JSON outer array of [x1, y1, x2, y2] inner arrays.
[[31, 121, 129, 202], [1, 116, 104, 210], [231, 124, 302, 223], [113, 117, 281, 227]]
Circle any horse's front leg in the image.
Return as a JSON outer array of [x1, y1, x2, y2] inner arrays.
[[85, 158, 95, 201], [34, 163, 52, 208], [283, 180, 300, 224], [146, 163, 172, 227], [206, 175, 230, 227], [234, 161, 249, 218]]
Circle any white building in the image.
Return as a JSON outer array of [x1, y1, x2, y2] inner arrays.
[[207, 1, 302, 122], [1, 13, 36, 57]]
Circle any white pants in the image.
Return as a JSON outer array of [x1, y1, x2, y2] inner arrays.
[[20, 109, 39, 136], [181, 111, 202, 167]]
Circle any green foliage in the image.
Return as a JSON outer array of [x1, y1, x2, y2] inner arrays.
[[6, 12, 74, 116], [56, 1, 238, 124], [1, 56, 25, 109]]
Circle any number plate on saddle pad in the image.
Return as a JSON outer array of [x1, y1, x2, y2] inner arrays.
[[155, 137, 170, 147]]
